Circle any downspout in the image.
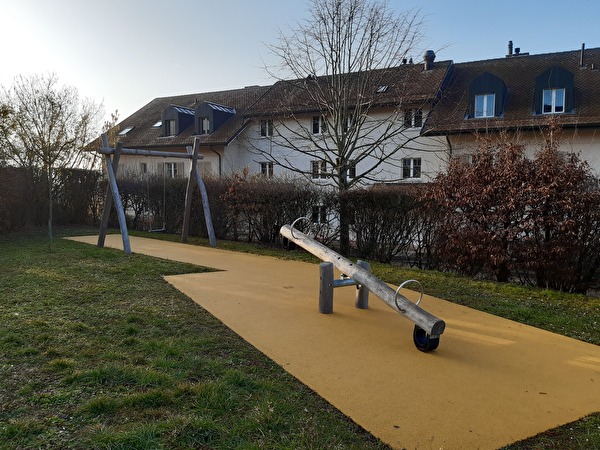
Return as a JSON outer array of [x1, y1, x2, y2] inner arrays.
[[209, 146, 222, 177], [446, 134, 453, 167]]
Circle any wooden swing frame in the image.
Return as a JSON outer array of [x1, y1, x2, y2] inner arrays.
[[97, 133, 216, 254]]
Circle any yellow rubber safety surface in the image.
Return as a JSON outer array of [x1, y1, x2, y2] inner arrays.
[[70, 235, 600, 450]]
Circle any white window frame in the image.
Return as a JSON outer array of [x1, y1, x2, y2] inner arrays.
[[474, 93, 495, 118], [199, 117, 210, 135], [260, 162, 273, 177], [347, 160, 356, 179], [542, 88, 565, 114], [311, 205, 327, 224], [311, 160, 328, 179], [164, 162, 178, 179], [164, 119, 176, 136], [402, 158, 421, 179], [312, 115, 327, 135], [404, 109, 423, 128], [260, 119, 274, 137]]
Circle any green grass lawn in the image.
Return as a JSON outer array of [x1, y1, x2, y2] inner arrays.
[[1, 228, 598, 449], [0, 230, 387, 449]]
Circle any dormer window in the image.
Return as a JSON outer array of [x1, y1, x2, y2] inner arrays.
[[468, 72, 507, 119], [164, 120, 176, 136], [194, 101, 235, 135], [542, 88, 565, 114], [534, 66, 573, 115], [474, 94, 495, 118], [161, 105, 194, 137], [199, 117, 210, 134]]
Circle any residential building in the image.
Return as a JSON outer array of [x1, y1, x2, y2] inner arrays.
[[105, 85, 271, 180], [104, 43, 600, 184], [423, 43, 600, 174], [105, 52, 450, 185]]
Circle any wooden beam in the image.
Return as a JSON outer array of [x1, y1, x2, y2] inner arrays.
[[98, 137, 121, 248], [181, 144, 198, 243], [99, 147, 203, 160]]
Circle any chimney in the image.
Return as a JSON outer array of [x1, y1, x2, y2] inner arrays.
[[423, 50, 436, 70], [580, 43, 586, 67], [507, 40, 513, 57], [515, 47, 521, 55]]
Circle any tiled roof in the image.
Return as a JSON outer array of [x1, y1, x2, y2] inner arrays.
[[111, 85, 271, 149], [423, 47, 600, 135], [245, 60, 452, 117]]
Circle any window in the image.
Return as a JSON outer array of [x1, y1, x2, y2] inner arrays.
[[404, 109, 423, 127], [164, 120, 176, 136], [474, 94, 495, 118], [468, 72, 507, 119], [347, 160, 356, 179], [413, 109, 423, 127], [164, 162, 179, 179], [260, 162, 273, 177], [534, 66, 573, 115], [140, 162, 147, 174], [260, 119, 273, 137], [312, 115, 327, 134], [402, 158, 421, 179], [311, 205, 327, 224], [311, 160, 328, 179], [198, 117, 210, 134], [543, 88, 565, 114]]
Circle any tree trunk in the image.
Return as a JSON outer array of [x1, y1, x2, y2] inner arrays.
[[47, 164, 54, 251], [338, 176, 350, 255]]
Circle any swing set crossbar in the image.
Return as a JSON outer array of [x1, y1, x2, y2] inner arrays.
[[99, 147, 204, 160]]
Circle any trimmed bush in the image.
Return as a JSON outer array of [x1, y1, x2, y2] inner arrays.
[[345, 184, 421, 262]]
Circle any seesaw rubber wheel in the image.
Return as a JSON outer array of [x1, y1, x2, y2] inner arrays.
[[413, 325, 440, 352]]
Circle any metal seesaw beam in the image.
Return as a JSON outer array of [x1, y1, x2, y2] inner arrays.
[[279, 224, 446, 339]]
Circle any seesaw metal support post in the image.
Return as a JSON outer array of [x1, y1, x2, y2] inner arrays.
[[280, 223, 445, 351], [319, 260, 370, 314]]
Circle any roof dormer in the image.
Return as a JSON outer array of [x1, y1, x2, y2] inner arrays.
[[194, 101, 236, 135], [467, 72, 507, 119], [161, 105, 194, 137], [533, 65, 574, 115]]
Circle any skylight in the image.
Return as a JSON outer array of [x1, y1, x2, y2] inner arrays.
[[376, 85, 389, 93], [153, 121, 162, 128], [118, 126, 134, 136]]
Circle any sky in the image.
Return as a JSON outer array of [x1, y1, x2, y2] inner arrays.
[[2, 0, 599, 124]]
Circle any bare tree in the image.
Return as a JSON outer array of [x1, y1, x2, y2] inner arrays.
[[260, 0, 432, 253], [0, 73, 102, 247]]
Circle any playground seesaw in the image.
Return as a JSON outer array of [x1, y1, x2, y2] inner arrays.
[[280, 220, 446, 352]]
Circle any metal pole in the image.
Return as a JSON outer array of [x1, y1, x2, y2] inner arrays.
[[355, 260, 370, 309], [319, 262, 334, 313]]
